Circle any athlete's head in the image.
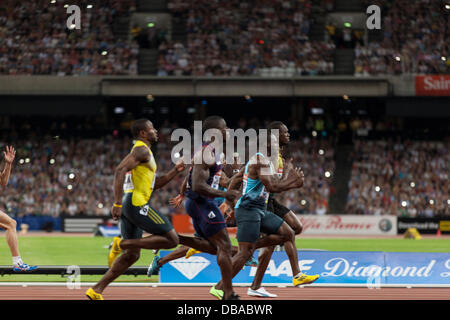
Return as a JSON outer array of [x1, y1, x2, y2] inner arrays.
[[131, 119, 158, 144], [203, 115, 228, 142], [268, 121, 289, 147]]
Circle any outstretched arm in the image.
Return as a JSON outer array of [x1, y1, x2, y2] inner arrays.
[[154, 161, 186, 190], [169, 175, 188, 208], [0, 146, 15, 187]]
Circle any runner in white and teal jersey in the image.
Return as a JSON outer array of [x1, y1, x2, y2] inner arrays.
[[214, 145, 319, 291]]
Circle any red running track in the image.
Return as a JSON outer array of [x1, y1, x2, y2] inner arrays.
[[0, 286, 449, 300]]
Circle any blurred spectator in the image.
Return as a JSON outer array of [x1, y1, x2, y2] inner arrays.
[[356, 0, 449, 76], [158, 0, 335, 77], [0, 0, 138, 75], [346, 138, 450, 217]]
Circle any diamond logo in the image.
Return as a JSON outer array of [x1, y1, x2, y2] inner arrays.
[[208, 211, 216, 219], [168, 256, 211, 280]]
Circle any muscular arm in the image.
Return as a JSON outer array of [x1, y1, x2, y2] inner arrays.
[[179, 175, 188, 195], [226, 166, 244, 191], [0, 160, 12, 187], [113, 146, 149, 205], [250, 155, 302, 193], [153, 162, 185, 190], [191, 163, 228, 198]]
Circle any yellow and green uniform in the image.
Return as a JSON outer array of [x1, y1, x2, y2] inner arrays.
[[124, 140, 157, 206], [267, 148, 291, 218], [121, 140, 173, 239]]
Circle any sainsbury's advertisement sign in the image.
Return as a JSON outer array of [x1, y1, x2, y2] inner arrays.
[[296, 215, 397, 235], [160, 251, 450, 286], [415, 75, 450, 96]]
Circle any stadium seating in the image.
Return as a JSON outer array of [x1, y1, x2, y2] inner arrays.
[[346, 138, 449, 217], [158, 0, 335, 76], [355, 0, 450, 76], [0, 0, 138, 75]]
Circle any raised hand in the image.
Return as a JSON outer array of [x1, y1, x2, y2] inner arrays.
[[224, 189, 241, 203], [293, 167, 305, 188], [3, 146, 16, 164], [169, 194, 185, 208], [175, 158, 187, 172]]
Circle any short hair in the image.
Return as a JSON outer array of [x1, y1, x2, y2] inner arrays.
[[131, 119, 150, 138], [268, 121, 285, 131], [203, 116, 224, 133]]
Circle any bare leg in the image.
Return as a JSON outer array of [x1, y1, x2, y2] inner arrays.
[[178, 235, 218, 254], [158, 245, 190, 266], [283, 211, 303, 235], [0, 210, 20, 257], [277, 222, 301, 276], [178, 235, 239, 256], [92, 248, 140, 293], [251, 212, 302, 290], [250, 245, 275, 290], [120, 229, 179, 250], [216, 242, 255, 290], [207, 229, 234, 299]]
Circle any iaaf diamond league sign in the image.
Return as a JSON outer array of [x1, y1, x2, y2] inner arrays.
[[159, 251, 450, 286]]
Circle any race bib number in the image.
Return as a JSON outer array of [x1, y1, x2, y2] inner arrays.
[[210, 170, 222, 190], [242, 173, 248, 195], [123, 172, 134, 191]]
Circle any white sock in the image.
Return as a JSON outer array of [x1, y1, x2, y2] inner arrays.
[[294, 272, 303, 278], [12, 256, 23, 266]]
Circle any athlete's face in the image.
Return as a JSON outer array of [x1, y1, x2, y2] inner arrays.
[[217, 119, 229, 142], [278, 124, 290, 147], [142, 121, 158, 143]]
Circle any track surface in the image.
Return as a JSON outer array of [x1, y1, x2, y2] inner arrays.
[[0, 286, 449, 300]]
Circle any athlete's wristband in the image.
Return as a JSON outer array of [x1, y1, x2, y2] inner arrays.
[[113, 203, 122, 208]]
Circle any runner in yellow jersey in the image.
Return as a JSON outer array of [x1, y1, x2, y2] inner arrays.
[[86, 119, 185, 300]]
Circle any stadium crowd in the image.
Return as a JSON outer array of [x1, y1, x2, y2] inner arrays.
[[346, 138, 450, 217], [0, 117, 335, 219], [1, 115, 447, 221], [0, 0, 138, 75], [157, 0, 335, 76], [355, 0, 450, 76]]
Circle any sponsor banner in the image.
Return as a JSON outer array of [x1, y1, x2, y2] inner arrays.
[[397, 218, 448, 234], [415, 75, 450, 96], [296, 215, 397, 235], [97, 226, 120, 237], [384, 253, 450, 284], [159, 251, 450, 285]]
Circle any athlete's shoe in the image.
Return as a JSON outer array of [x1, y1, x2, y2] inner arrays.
[[293, 273, 320, 286], [245, 256, 258, 267], [108, 236, 122, 267], [12, 263, 38, 272], [222, 293, 240, 300], [147, 255, 161, 277], [85, 288, 104, 300], [185, 248, 201, 259], [209, 286, 224, 300], [247, 287, 277, 298]]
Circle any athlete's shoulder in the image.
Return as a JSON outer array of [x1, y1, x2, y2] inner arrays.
[[131, 143, 151, 162]]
